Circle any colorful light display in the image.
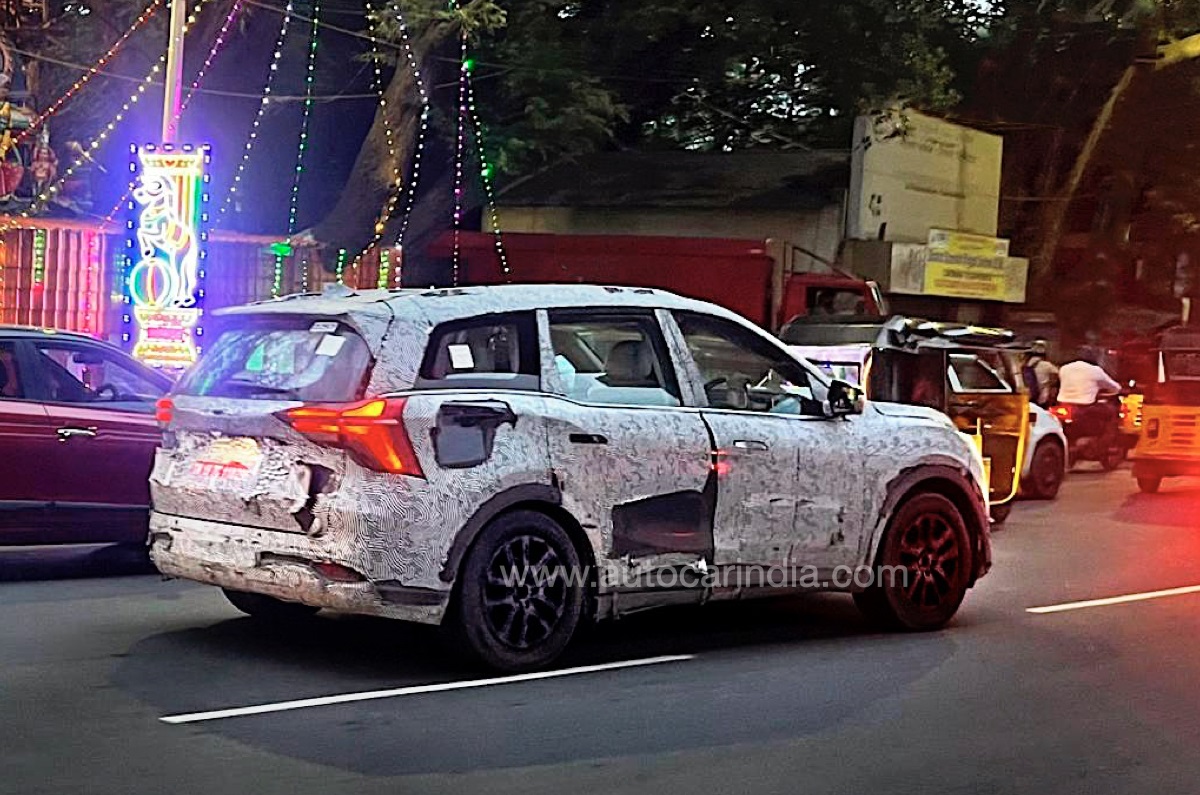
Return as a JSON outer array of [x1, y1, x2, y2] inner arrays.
[[124, 144, 211, 370], [31, 228, 46, 294]]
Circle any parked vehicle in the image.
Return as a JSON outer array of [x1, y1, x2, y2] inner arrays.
[[441, 231, 886, 331], [1050, 396, 1126, 471], [783, 317, 1046, 521], [1131, 325, 1200, 493], [0, 327, 172, 544], [149, 285, 991, 671]]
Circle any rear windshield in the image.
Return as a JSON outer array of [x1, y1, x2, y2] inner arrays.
[[177, 317, 372, 402]]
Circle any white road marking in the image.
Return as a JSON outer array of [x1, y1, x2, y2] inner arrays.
[[1027, 584, 1200, 614], [160, 654, 695, 724]]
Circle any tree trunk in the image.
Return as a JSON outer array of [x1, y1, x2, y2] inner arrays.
[[305, 21, 458, 257], [1029, 63, 1137, 299]]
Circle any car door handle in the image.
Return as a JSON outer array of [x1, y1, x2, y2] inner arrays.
[[733, 439, 769, 451], [57, 426, 97, 442], [569, 433, 608, 445]]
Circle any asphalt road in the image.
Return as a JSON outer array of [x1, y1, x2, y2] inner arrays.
[[6, 466, 1200, 795]]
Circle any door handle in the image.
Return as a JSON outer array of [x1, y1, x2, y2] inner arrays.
[[57, 426, 97, 442], [568, 433, 608, 445], [733, 439, 769, 451]]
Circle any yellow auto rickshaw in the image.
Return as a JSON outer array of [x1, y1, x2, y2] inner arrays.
[[1130, 325, 1200, 493]]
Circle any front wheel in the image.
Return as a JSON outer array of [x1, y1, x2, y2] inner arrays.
[[1025, 441, 1065, 500], [1137, 476, 1162, 494], [447, 510, 585, 672], [854, 493, 973, 631]]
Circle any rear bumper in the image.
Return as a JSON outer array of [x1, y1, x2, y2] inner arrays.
[[148, 512, 449, 624], [1131, 458, 1200, 480]]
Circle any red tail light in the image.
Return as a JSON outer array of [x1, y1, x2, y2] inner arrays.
[[156, 397, 174, 424], [1051, 404, 1074, 423], [280, 398, 424, 477]]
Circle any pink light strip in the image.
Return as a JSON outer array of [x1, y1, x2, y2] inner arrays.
[[176, 0, 246, 123]]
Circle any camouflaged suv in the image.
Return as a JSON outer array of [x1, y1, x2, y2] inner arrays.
[[149, 284, 991, 670]]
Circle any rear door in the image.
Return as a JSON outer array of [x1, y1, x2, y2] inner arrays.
[[0, 338, 58, 541], [25, 339, 169, 533], [947, 352, 1029, 505], [541, 309, 714, 572]]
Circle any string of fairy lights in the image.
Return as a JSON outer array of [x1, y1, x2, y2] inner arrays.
[[1, 0, 515, 319], [274, 0, 322, 298], [217, 0, 295, 222]]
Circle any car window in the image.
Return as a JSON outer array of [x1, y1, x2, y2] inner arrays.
[[548, 313, 681, 407], [419, 312, 539, 391], [34, 342, 166, 407], [0, 342, 24, 399], [675, 311, 819, 414], [178, 317, 372, 402], [950, 354, 1012, 393]]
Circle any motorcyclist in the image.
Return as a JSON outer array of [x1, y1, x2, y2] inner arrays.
[[1022, 340, 1060, 407], [1057, 347, 1122, 435]]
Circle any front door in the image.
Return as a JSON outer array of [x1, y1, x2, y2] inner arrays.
[[542, 310, 714, 578], [671, 311, 862, 570], [0, 339, 59, 541]]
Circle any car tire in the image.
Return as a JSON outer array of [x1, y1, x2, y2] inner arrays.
[[1137, 476, 1162, 494], [447, 510, 586, 672], [222, 588, 320, 620], [854, 492, 973, 632], [1101, 445, 1126, 472], [1025, 441, 1065, 500]]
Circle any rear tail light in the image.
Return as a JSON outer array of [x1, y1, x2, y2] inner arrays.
[[1051, 405, 1074, 423], [280, 398, 424, 477], [156, 396, 174, 424]]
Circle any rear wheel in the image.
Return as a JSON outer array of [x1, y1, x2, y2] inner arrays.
[[854, 493, 972, 631], [1137, 476, 1162, 494], [1025, 441, 1065, 500], [222, 589, 320, 620], [1101, 444, 1126, 472], [447, 510, 585, 672], [989, 503, 1012, 525]]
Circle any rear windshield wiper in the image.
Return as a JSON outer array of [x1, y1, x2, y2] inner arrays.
[[221, 378, 302, 400]]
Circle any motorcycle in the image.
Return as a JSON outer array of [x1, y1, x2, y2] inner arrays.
[[1050, 395, 1126, 471]]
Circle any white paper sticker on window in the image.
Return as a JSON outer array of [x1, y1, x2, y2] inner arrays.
[[310, 321, 339, 334], [315, 335, 346, 357], [448, 344, 475, 370]]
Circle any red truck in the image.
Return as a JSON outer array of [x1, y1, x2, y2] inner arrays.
[[441, 231, 885, 331]]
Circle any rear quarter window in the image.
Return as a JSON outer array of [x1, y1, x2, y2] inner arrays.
[[178, 317, 372, 401], [416, 312, 540, 391]]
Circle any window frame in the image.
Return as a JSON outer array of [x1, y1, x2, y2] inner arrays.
[[416, 311, 541, 392], [672, 309, 830, 415], [24, 338, 171, 409], [545, 308, 683, 407], [0, 338, 34, 402], [948, 353, 1014, 395]]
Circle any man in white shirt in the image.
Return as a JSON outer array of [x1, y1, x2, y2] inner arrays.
[[1057, 350, 1122, 434]]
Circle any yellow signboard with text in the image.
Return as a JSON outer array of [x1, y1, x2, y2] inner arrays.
[[923, 229, 1013, 301]]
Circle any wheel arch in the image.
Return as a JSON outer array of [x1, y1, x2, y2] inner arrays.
[[871, 462, 991, 587]]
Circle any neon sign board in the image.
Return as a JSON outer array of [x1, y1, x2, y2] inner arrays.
[[124, 143, 210, 369]]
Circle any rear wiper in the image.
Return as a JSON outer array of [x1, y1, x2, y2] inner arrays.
[[223, 378, 301, 399]]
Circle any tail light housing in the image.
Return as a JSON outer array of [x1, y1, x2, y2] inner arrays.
[[279, 398, 424, 477], [1051, 404, 1074, 424]]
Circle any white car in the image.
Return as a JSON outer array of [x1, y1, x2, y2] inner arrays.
[[149, 285, 992, 671]]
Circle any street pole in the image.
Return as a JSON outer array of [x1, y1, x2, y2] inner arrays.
[[161, 0, 187, 142]]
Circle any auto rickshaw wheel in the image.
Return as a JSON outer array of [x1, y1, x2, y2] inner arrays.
[[989, 503, 1012, 525], [1137, 476, 1162, 494]]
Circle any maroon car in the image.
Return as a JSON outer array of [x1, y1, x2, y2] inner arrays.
[[0, 327, 171, 545]]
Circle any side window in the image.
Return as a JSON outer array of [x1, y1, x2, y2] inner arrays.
[[418, 312, 540, 391], [548, 312, 681, 407], [950, 354, 1011, 393], [0, 342, 24, 399], [675, 311, 818, 414], [34, 343, 166, 407]]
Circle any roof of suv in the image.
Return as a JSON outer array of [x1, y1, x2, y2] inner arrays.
[[221, 283, 743, 326]]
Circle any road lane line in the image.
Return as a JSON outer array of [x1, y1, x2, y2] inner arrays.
[[160, 654, 695, 724], [1027, 584, 1200, 614]]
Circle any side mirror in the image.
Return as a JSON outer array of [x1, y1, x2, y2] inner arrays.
[[827, 379, 865, 417]]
